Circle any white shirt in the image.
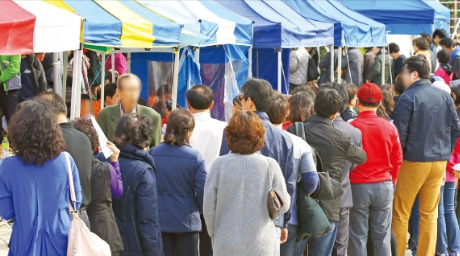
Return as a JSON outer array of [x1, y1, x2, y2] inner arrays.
[[119, 103, 137, 116], [189, 112, 227, 171]]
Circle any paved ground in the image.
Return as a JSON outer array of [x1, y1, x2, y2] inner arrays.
[[0, 220, 413, 255]]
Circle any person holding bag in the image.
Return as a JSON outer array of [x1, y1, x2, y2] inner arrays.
[[0, 100, 82, 255], [203, 110, 290, 256]]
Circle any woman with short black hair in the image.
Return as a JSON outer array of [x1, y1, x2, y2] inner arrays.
[[112, 113, 163, 256], [149, 109, 207, 256], [0, 100, 82, 255]]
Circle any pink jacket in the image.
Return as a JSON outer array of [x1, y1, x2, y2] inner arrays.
[[447, 137, 460, 182], [435, 66, 454, 85]]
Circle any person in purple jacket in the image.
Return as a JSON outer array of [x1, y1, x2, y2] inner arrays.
[[73, 119, 124, 255]]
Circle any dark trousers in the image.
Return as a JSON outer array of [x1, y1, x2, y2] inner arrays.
[[0, 89, 18, 122], [199, 214, 213, 256], [162, 232, 199, 256]]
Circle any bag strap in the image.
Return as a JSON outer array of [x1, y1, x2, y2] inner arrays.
[[64, 152, 78, 212]]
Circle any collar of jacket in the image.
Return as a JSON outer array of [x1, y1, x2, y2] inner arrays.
[[451, 46, 460, 59], [307, 114, 334, 126], [254, 111, 270, 121], [406, 79, 431, 91], [119, 144, 155, 170]]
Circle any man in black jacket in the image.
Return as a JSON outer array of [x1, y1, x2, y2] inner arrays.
[[301, 89, 367, 256], [35, 92, 93, 228], [18, 54, 47, 102]]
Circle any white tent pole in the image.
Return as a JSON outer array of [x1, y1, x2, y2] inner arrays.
[[62, 51, 68, 101], [337, 47, 342, 83], [100, 53, 106, 110], [248, 46, 253, 78], [70, 49, 83, 120], [194, 47, 200, 63], [381, 48, 385, 85], [277, 49, 282, 92], [127, 52, 132, 73], [111, 52, 116, 83], [52, 52, 63, 95], [330, 44, 335, 82], [172, 48, 180, 110]]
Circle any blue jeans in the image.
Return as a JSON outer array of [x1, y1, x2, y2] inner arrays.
[[436, 182, 460, 255], [305, 221, 338, 256], [280, 224, 308, 256], [410, 196, 420, 256]]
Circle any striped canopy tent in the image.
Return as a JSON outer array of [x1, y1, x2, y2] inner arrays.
[[0, 0, 81, 54]]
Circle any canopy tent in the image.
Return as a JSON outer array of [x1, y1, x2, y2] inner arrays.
[[140, 0, 252, 46], [216, 0, 334, 93], [136, 0, 253, 120], [216, 0, 334, 48], [340, 0, 436, 35], [422, 0, 451, 33], [282, 0, 386, 47], [0, 0, 80, 55]]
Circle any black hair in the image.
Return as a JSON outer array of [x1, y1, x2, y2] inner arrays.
[[358, 99, 380, 107], [35, 91, 67, 116], [267, 92, 289, 125], [164, 109, 195, 146], [451, 84, 460, 106], [156, 83, 172, 97], [114, 114, 153, 149], [433, 29, 447, 40], [440, 38, 456, 48], [314, 89, 343, 118], [240, 78, 274, 112], [413, 37, 430, 51], [104, 83, 117, 98], [437, 49, 451, 65], [81, 94, 91, 101], [404, 56, 431, 80], [186, 85, 214, 110], [319, 82, 349, 112], [388, 43, 400, 54]]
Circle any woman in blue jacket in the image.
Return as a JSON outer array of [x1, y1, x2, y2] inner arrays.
[[0, 100, 82, 255], [149, 109, 207, 256], [113, 114, 163, 256]]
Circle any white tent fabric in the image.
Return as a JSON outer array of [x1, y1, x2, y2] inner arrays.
[[14, 1, 81, 53]]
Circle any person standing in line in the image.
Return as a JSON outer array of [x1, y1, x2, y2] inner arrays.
[[289, 47, 310, 92], [341, 84, 358, 122], [98, 73, 162, 147], [73, 119, 124, 256], [186, 85, 227, 256], [18, 54, 47, 102], [389, 43, 407, 81], [35, 92, 93, 228], [432, 29, 447, 71], [267, 93, 319, 256], [343, 47, 364, 87], [204, 110, 290, 256], [368, 47, 393, 86], [297, 88, 367, 256], [435, 50, 454, 85], [320, 83, 363, 256], [0, 55, 21, 122], [348, 83, 403, 256], [363, 47, 378, 82], [103, 83, 121, 107], [149, 109, 207, 256], [112, 114, 163, 256], [413, 37, 432, 72], [220, 79, 296, 247], [318, 47, 340, 86], [0, 100, 82, 255], [392, 56, 460, 256], [440, 38, 460, 80]]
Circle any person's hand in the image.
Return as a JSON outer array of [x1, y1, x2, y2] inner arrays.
[[107, 141, 120, 162], [280, 228, 288, 244], [452, 170, 460, 179]]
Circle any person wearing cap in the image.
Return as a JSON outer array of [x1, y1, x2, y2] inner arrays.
[[392, 56, 460, 256], [347, 83, 403, 256]]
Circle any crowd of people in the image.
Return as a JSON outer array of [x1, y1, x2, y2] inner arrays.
[[0, 28, 460, 256]]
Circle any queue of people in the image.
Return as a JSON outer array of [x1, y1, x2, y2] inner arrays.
[[1, 48, 460, 256]]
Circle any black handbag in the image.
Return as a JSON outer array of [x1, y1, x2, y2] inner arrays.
[[294, 122, 332, 240]]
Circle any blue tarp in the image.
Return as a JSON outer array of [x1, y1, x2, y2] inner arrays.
[[282, 0, 386, 47], [340, 0, 435, 35], [422, 0, 450, 34], [215, 0, 334, 48]]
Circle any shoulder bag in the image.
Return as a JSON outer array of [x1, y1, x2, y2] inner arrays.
[[64, 152, 111, 256], [266, 157, 284, 220]]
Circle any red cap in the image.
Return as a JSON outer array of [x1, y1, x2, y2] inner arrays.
[[357, 83, 382, 104]]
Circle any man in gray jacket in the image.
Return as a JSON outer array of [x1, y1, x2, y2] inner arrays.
[[343, 48, 364, 87]]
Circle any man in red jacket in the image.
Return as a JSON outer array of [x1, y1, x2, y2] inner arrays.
[[348, 83, 403, 256]]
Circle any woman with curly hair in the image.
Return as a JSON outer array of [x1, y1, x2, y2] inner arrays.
[[203, 110, 290, 256], [73, 119, 124, 256], [112, 113, 163, 256], [148, 109, 207, 256], [0, 100, 82, 255]]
